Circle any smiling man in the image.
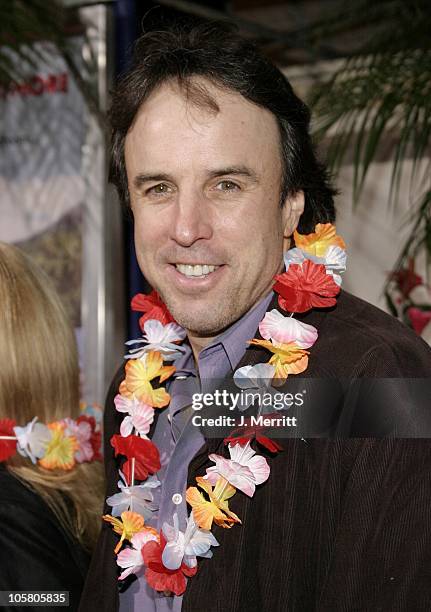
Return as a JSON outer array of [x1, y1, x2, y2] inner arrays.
[[80, 21, 431, 612], [125, 78, 304, 352]]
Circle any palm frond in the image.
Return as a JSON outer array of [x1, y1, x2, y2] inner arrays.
[[305, 0, 431, 280], [310, 47, 431, 205]]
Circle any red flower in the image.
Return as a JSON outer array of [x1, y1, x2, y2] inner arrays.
[[131, 291, 175, 331], [224, 420, 283, 454], [111, 434, 161, 482], [0, 418, 17, 462], [407, 307, 431, 335], [142, 534, 197, 596], [77, 415, 102, 461], [273, 260, 340, 313]]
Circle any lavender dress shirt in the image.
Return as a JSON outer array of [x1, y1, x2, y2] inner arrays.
[[119, 292, 273, 611]]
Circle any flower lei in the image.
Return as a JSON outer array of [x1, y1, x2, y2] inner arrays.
[[103, 223, 346, 596], [0, 404, 102, 469]]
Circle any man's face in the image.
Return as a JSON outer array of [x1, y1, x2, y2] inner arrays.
[[125, 79, 303, 336]]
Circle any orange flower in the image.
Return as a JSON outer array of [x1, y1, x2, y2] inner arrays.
[[294, 223, 346, 258], [119, 351, 175, 408], [249, 339, 309, 384], [103, 510, 148, 554], [39, 422, 78, 470], [186, 476, 241, 531]]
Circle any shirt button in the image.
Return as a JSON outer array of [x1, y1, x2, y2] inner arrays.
[[172, 493, 183, 505]]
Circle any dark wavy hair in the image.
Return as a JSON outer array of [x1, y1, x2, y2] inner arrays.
[[109, 21, 336, 233]]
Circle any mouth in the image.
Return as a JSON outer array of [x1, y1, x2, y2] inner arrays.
[[164, 262, 227, 293], [174, 263, 220, 278]]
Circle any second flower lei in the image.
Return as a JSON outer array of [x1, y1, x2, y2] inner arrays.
[[103, 223, 346, 596]]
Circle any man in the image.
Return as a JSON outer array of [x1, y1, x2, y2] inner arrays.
[[80, 22, 431, 612]]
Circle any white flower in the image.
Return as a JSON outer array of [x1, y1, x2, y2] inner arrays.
[[13, 417, 51, 464], [205, 441, 270, 497], [284, 247, 308, 269], [233, 363, 275, 411], [259, 309, 318, 348], [114, 394, 154, 438], [106, 471, 160, 519], [161, 513, 219, 570], [284, 245, 346, 286], [117, 530, 159, 580], [324, 245, 347, 286], [234, 363, 276, 389], [125, 320, 186, 361]]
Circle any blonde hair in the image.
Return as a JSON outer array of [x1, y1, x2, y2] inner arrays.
[[0, 241, 104, 550]]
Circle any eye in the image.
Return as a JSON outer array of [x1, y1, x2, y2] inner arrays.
[[216, 180, 240, 192], [146, 183, 171, 195]]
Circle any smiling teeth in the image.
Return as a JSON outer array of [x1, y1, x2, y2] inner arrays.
[[175, 263, 219, 277]]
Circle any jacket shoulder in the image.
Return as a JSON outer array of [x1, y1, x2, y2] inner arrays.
[[303, 290, 431, 377]]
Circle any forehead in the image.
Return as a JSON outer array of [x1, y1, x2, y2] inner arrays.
[[124, 78, 282, 176]]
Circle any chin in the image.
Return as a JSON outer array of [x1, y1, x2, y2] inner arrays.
[[172, 312, 222, 336], [169, 302, 241, 337], [165, 301, 215, 332]]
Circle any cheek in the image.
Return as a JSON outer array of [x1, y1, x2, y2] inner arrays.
[[214, 199, 274, 239], [223, 203, 283, 252]]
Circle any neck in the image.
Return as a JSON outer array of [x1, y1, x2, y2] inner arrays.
[[187, 332, 215, 364], [186, 289, 278, 364]]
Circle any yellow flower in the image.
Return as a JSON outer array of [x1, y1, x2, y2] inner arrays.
[[103, 511, 146, 554], [186, 476, 241, 531], [294, 223, 346, 258], [119, 351, 175, 408], [39, 422, 78, 471], [249, 339, 309, 384]]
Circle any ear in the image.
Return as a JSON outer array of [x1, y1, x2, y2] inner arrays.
[[281, 191, 305, 252]]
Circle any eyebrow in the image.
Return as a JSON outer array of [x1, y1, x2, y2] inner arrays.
[[133, 173, 172, 190], [132, 165, 259, 190], [207, 166, 259, 183]]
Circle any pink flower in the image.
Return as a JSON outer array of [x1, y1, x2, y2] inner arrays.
[[259, 309, 318, 348], [114, 394, 155, 438], [63, 418, 93, 463], [205, 442, 270, 497], [117, 529, 159, 580]]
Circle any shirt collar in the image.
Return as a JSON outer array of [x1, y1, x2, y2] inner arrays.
[[205, 290, 274, 372]]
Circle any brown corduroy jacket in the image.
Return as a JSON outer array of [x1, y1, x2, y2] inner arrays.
[[79, 290, 431, 612]]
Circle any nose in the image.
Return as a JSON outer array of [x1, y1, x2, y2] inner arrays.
[[169, 190, 213, 247]]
